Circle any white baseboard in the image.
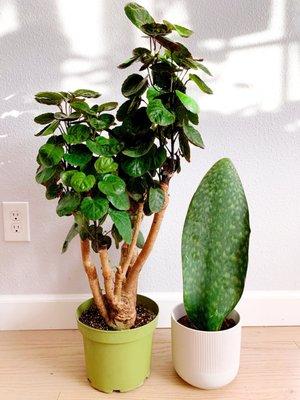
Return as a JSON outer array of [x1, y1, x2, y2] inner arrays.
[[0, 291, 299, 330]]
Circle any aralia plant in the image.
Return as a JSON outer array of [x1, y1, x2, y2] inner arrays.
[[34, 2, 213, 330]]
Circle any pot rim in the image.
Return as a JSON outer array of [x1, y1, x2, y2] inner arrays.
[[171, 303, 241, 335], [76, 294, 159, 335]]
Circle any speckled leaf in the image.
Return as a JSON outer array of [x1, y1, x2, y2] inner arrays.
[[182, 158, 250, 331]]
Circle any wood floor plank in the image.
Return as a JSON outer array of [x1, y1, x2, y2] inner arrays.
[[0, 327, 299, 400]]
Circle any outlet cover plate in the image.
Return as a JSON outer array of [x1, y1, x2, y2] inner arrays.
[[2, 202, 30, 241]]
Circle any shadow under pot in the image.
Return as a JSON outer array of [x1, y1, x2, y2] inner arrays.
[[171, 303, 241, 390], [77, 294, 159, 393]]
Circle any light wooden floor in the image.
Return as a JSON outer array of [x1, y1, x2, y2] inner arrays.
[[0, 327, 299, 400]]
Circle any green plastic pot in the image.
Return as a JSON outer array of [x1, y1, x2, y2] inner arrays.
[[76, 294, 159, 393]]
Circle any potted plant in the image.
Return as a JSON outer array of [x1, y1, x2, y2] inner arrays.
[[33, 2, 212, 393], [172, 158, 250, 389]]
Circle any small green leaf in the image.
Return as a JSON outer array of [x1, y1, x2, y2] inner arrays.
[[34, 113, 55, 125], [54, 112, 81, 121], [86, 137, 123, 157], [149, 187, 165, 213], [147, 99, 175, 126], [73, 89, 101, 98], [122, 140, 154, 158], [122, 156, 149, 177], [70, 172, 96, 193], [80, 196, 109, 220], [98, 102, 118, 112], [62, 223, 79, 253], [137, 231, 145, 248], [64, 144, 92, 167], [94, 157, 118, 174], [124, 2, 155, 30], [179, 132, 191, 162], [60, 170, 77, 186], [189, 73, 213, 94], [183, 121, 204, 148], [56, 192, 81, 217], [38, 143, 64, 167], [109, 209, 132, 243], [118, 56, 138, 69], [35, 120, 60, 137], [98, 174, 126, 196], [35, 166, 58, 184], [107, 192, 130, 211], [196, 62, 213, 76], [175, 90, 199, 114], [35, 92, 63, 105], [122, 74, 148, 98], [173, 24, 193, 37], [45, 182, 63, 200], [187, 111, 199, 125], [88, 114, 114, 131], [70, 101, 96, 115], [64, 124, 90, 144], [146, 86, 161, 101]]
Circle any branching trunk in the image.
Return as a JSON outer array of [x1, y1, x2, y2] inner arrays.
[[98, 248, 115, 306]]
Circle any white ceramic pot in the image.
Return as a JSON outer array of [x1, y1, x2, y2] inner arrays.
[[171, 303, 241, 390]]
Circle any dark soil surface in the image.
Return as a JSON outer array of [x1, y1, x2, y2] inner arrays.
[[79, 303, 156, 331], [178, 315, 236, 331]]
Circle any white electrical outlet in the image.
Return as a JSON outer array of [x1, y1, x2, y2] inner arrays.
[[2, 202, 30, 241]]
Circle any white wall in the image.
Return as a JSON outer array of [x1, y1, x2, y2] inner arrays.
[[0, 0, 299, 295]]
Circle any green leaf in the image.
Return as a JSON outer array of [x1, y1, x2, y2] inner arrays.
[[35, 166, 58, 184], [86, 137, 123, 157], [122, 140, 154, 158], [146, 86, 161, 102], [179, 132, 191, 162], [35, 120, 59, 137], [35, 92, 63, 105], [62, 223, 79, 253], [94, 156, 118, 174], [70, 101, 96, 115], [38, 143, 64, 167], [141, 22, 171, 37], [88, 114, 114, 130], [118, 56, 138, 69], [189, 73, 213, 94], [56, 192, 81, 216], [74, 212, 90, 240], [34, 113, 55, 125], [124, 2, 155, 30], [137, 231, 145, 248], [196, 62, 213, 76], [109, 209, 132, 243], [116, 98, 141, 121], [112, 224, 123, 248], [122, 145, 166, 177], [98, 102, 118, 112], [147, 99, 175, 126], [183, 121, 204, 148], [64, 144, 92, 167], [175, 90, 199, 114], [80, 196, 109, 220], [45, 182, 63, 200], [98, 174, 126, 196], [54, 112, 81, 121], [70, 172, 96, 192], [64, 124, 90, 144], [174, 24, 193, 37], [182, 158, 250, 330], [60, 170, 77, 186], [73, 89, 101, 98], [107, 192, 130, 211], [149, 187, 165, 213], [187, 111, 199, 125], [122, 74, 148, 98]]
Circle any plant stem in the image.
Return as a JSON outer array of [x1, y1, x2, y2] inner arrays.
[[98, 248, 115, 306]]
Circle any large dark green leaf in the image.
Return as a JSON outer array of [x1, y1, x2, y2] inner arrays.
[[141, 22, 171, 36], [147, 99, 175, 126], [121, 74, 148, 98], [122, 140, 154, 158], [108, 192, 130, 211], [149, 187, 165, 213], [36, 166, 59, 184], [109, 209, 132, 243], [183, 121, 204, 148], [98, 174, 126, 196], [38, 143, 64, 167], [98, 102, 118, 112], [124, 2, 155, 29], [122, 145, 166, 177], [86, 137, 123, 157], [70, 172, 95, 192], [179, 132, 191, 162], [94, 156, 118, 174], [80, 196, 109, 220], [88, 114, 115, 131], [176, 90, 199, 114], [189, 73, 213, 94], [116, 98, 141, 121], [46, 182, 63, 200], [182, 158, 250, 330], [73, 89, 101, 98], [56, 192, 81, 217], [60, 170, 77, 186], [64, 144, 92, 167], [35, 120, 59, 137], [34, 113, 55, 125], [62, 223, 79, 253], [64, 124, 90, 144], [35, 92, 64, 105]]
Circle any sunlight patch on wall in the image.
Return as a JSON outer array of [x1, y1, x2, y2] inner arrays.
[[0, 1, 19, 38]]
